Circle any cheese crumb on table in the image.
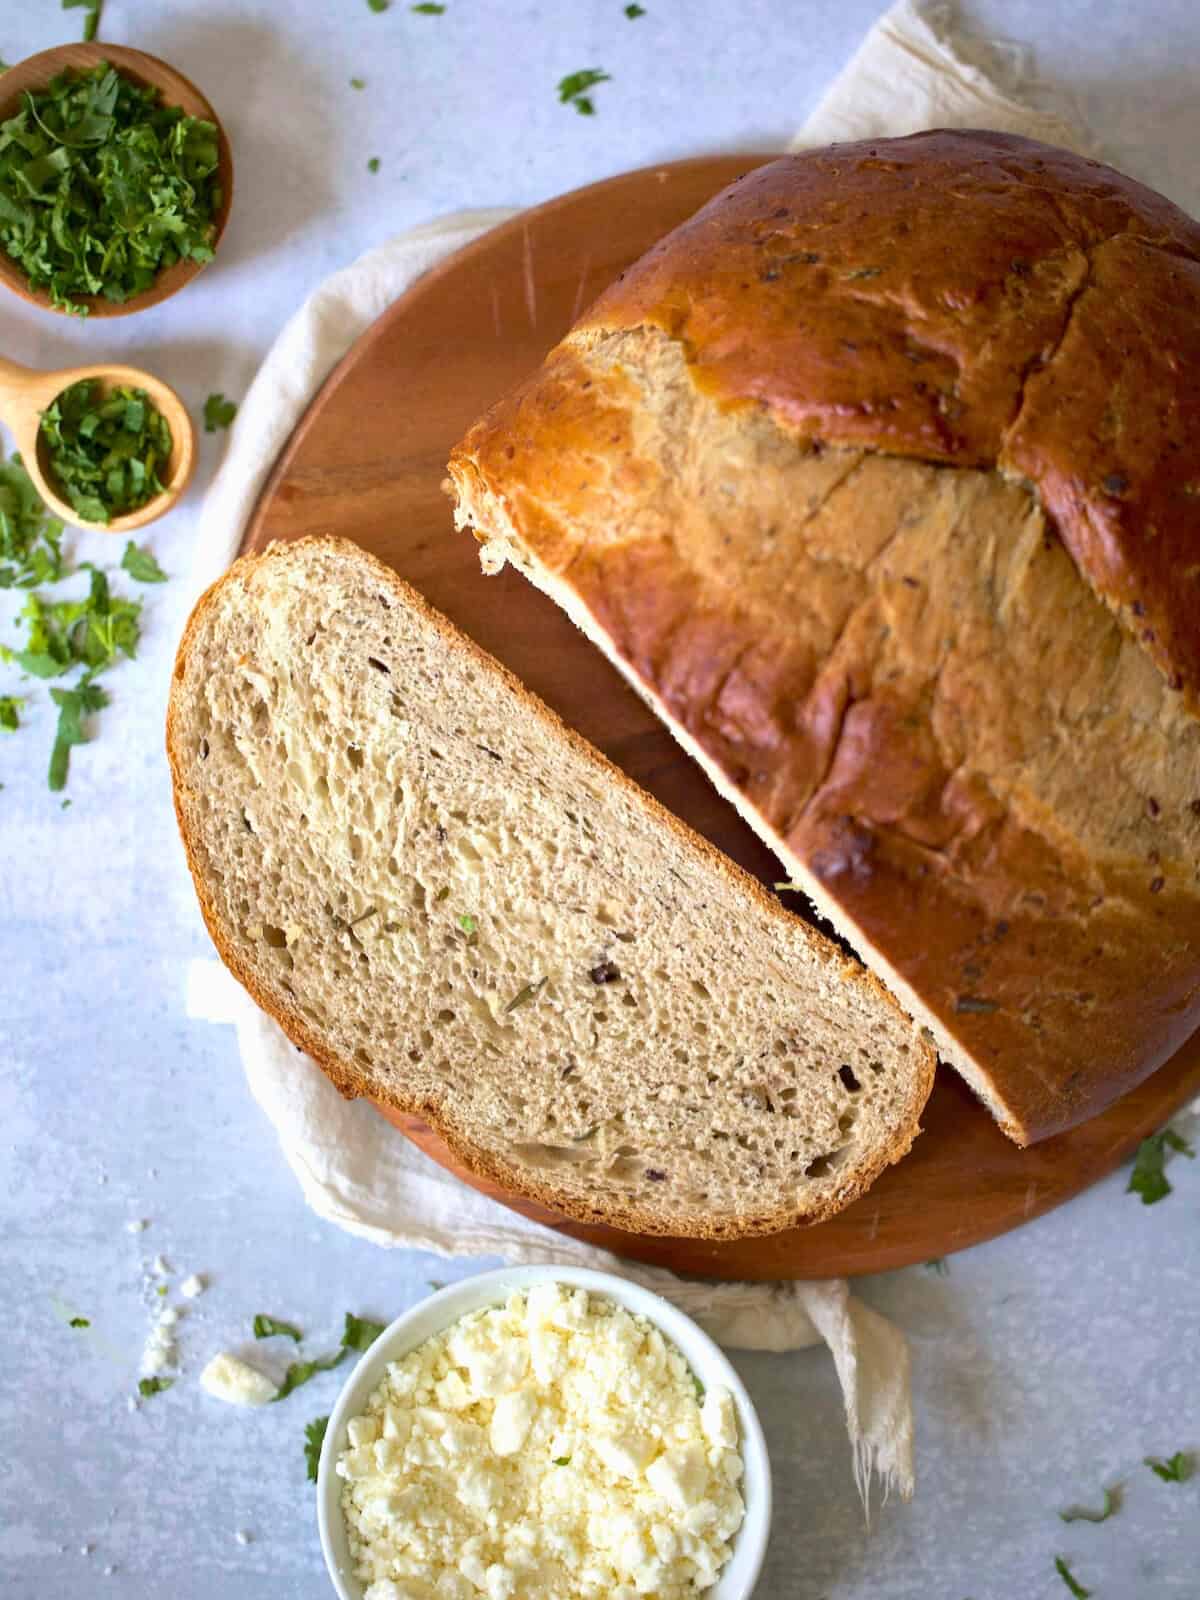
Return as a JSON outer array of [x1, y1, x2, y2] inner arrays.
[[200, 1352, 279, 1407], [140, 1305, 182, 1377], [338, 1285, 745, 1600], [180, 1273, 206, 1299]]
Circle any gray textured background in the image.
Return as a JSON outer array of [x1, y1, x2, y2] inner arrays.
[[1, 2, 1197, 1596]]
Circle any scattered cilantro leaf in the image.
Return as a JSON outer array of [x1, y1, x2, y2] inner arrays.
[[412, 2, 446, 10], [350, 77, 367, 89], [368, 0, 390, 11], [1145, 1452, 1194, 1483], [1, 562, 140, 790], [273, 1349, 348, 1402], [203, 393, 237, 433], [253, 1314, 303, 1343], [1128, 1128, 1194, 1205], [40, 380, 173, 524], [692, 1373, 705, 1400], [557, 69, 611, 115], [48, 680, 109, 790], [458, 913, 477, 934], [305, 1415, 329, 1482], [552, 1455, 571, 1466], [81, 575, 143, 672], [272, 1312, 387, 1401], [367, 157, 381, 174], [1060, 1486, 1121, 1523], [1054, 1557, 1091, 1598], [138, 1376, 173, 1397], [625, 3, 646, 14], [63, 0, 103, 42], [0, 695, 21, 731], [504, 976, 547, 1014], [120, 541, 168, 584], [427, 1280, 445, 1292], [924, 1258, 949, 1275], [3, 581, 142, 682], [155, 1283, 167, 1297], [0, 64, 221, 313], [342, 1313, 387, 1353], [68, 1315, 90, 1328], [1, 593, 71, 677], [0, 455, 65, 589]]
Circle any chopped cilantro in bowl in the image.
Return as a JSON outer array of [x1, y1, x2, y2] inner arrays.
[[0, 62, 224, 314], [38, 379, 173, 524]]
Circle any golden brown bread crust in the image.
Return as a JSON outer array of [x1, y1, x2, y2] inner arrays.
[[576, 131, 1200, 705], [166, 537, 935, 1239], [564, 530, 1200, 1144], [448, 132, 1200, 1143]]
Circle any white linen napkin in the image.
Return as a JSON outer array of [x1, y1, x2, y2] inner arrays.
[[185, 0, 1102, 1505]]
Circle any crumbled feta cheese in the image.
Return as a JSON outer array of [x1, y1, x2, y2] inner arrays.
[[125, 1219, 148, 1234], [140, 1305, 182, 1377], [152, 1255, 171, 1277], [180, 1274, 206, 1299], [347, 1416, 380, 1449], [592, 1425, 655, 1480], [645, 1442, 707, 1508], [489, 1388, 537, 1456], [234, 1529, 252, 1546], [200, 1352, 278, 1407], [338, 1286, 744, 1600], [701, 1385, 739, 1450]]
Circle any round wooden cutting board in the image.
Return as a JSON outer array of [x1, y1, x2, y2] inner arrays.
[[244, 155, 1200, 1279]]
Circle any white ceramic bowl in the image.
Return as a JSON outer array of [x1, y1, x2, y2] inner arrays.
[[318, 1264, 772, 1600]]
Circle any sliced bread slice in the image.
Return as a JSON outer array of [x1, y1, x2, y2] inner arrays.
[[167, 537, 934, 1238]]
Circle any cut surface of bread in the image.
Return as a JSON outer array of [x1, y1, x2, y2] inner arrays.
[[448, 131, 1200, 1145], [167, 537, 934, 1239]]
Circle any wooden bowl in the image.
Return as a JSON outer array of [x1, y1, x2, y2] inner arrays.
[[0, 43, 234, 317]]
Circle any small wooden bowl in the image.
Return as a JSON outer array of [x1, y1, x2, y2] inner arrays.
[[0, 43, 234, 317]]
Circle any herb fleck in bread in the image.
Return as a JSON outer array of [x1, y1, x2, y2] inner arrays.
[[167, 537, 933, 1238]]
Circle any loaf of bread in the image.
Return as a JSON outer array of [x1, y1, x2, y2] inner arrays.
[[167, 537, 933, 1237], [449, 130, 1200, 1144]]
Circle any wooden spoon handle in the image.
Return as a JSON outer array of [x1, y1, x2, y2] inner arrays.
[[0, 356, 47, 453], [0, 354, 35, 410]]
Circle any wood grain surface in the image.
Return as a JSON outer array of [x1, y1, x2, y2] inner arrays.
[[0, 44, 234, 319], [244, 155, 1200, 1278]]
